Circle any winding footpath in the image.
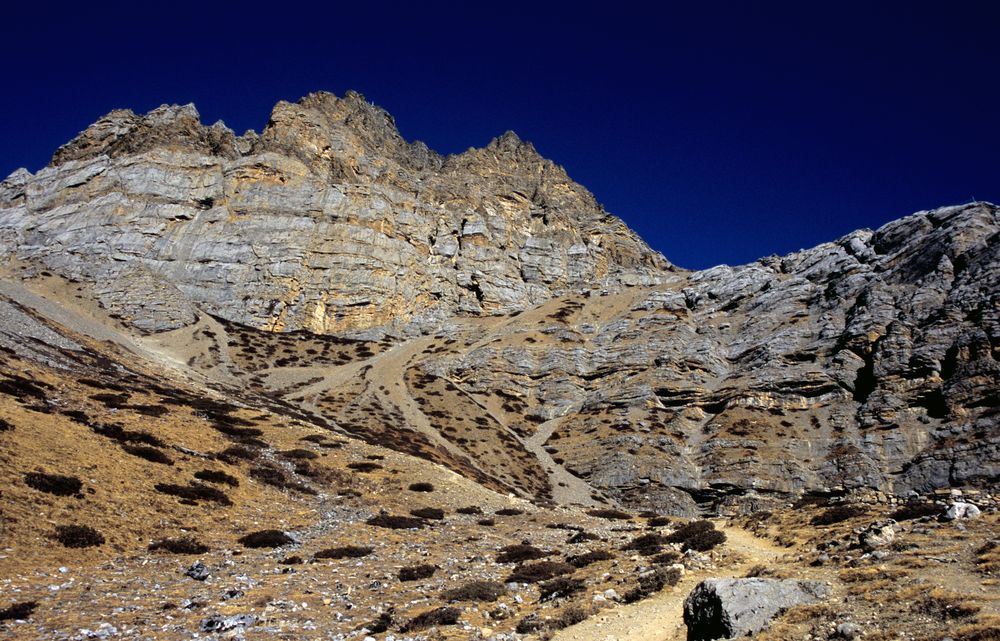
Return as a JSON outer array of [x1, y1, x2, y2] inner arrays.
[[554, 525, 788, 641]]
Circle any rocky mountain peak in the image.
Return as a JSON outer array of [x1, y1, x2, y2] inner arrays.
[[486, 130, 538, 156], [0, 90, 668, 335], [260, 90, 432, 173], [436, 129, 603, 229], [50, 103, 237, 166], [448, 129, 548, 172]]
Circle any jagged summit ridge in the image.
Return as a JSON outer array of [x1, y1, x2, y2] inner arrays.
[[46, 92, 567, 180], [1, 91, 668, 335], [50, 102, 240, 166]]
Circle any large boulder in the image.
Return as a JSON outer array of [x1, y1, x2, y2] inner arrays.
[[859, 520, 897, 551], [944, 502, 981, 520], [683, 578, 830, 640]]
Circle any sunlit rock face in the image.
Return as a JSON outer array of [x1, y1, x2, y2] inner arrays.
[[0, 91, 668, 336], [1, 91, 997, 514], [419, 202, 999, 512]]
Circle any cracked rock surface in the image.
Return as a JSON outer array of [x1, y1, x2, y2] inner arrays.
[[0, 92, 997, 515], [0, 92, 667, 336]]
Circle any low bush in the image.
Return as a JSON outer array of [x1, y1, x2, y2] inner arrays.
[[347, 462, 382, 472], [507, 560, 575, 584], [279, 449, 318, 460], [148, 537, 210, 554], [238, 530, 294, 548], [497, 544, 550, 564], [0, 373, 51, 402], [154, 482, 232, 505], [315, 546, 373, 560], [744, 510, 773, 527], [194, 469, 239, 487], [838, 567, 908, 583], [567, 549, 615, 568], [663, 520, 726, 551], [231, 436, 269, 449], [246, 465, 315, 495], [811, 505, 865, 526], [401, 606, 461, 632], [130, 404, 169, 417], [249, 465, 291, 488], [90, 392, 129, 408], [292, 460, 320, 478], [54, 524, 105, 548], [0, 600, 37, 622], [650, 550, 682, 565], [539, 576, 585, 602], [587, 508, 632, 520], [216, 445, 259, 464], [366, 514, 425, 529], [280, 556, 304, 565], [624, 533, 669, 555], [408, 482, 434, 492], [399, 564, 437, 581], [666, 520, 712, 541], [410, 507, 445, 520], [495, 508, 524, 516], [211, 424, 264, 440], [441, 580, 506, 602], [92, 423, 164, 447], [478, 518, 496, 526], [122, 444, 174, 465], [744, 564, 783, 578], [456, 505, 483, 515], [554, 605, 590, 629], [568, 530, 600, 544], [23, 471, 82, 496], [949, 617, 1000, 641], [515, 614, 545, 634], [890, 501, 942, 521], [361, 611, 393, 634], [622, 567, 681, 603], [516, 605, 588, 633], [647, 516, 672, 527], [915, 588, 981, 621], [684, 528, 727, 552]]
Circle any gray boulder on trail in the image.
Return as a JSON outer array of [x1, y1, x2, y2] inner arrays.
[[683, 577, 830, 640]]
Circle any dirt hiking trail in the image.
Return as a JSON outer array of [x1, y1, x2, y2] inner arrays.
[[554, 524, 788, 641]]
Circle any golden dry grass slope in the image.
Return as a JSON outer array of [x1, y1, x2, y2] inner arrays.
[[0, 267, 997, 641]]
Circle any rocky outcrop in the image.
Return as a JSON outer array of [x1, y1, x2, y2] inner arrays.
[[858, 520, 897, 551], [422, 203, 1000, 512], [0, 91, 997, 513], [0, 91, 667, 336], [944, 502, 981, 520], [683, 578, 829, 640]]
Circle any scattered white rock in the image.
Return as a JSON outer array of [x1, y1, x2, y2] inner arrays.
[[944, 502, 981, 520]]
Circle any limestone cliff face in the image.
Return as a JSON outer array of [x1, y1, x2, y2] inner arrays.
[[0, 92, 996, 514], [0, 91, 668, 335], [417, 203, 999, 512]]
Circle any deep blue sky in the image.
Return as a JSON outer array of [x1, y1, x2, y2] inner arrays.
[[3, 2, 998, 269]]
